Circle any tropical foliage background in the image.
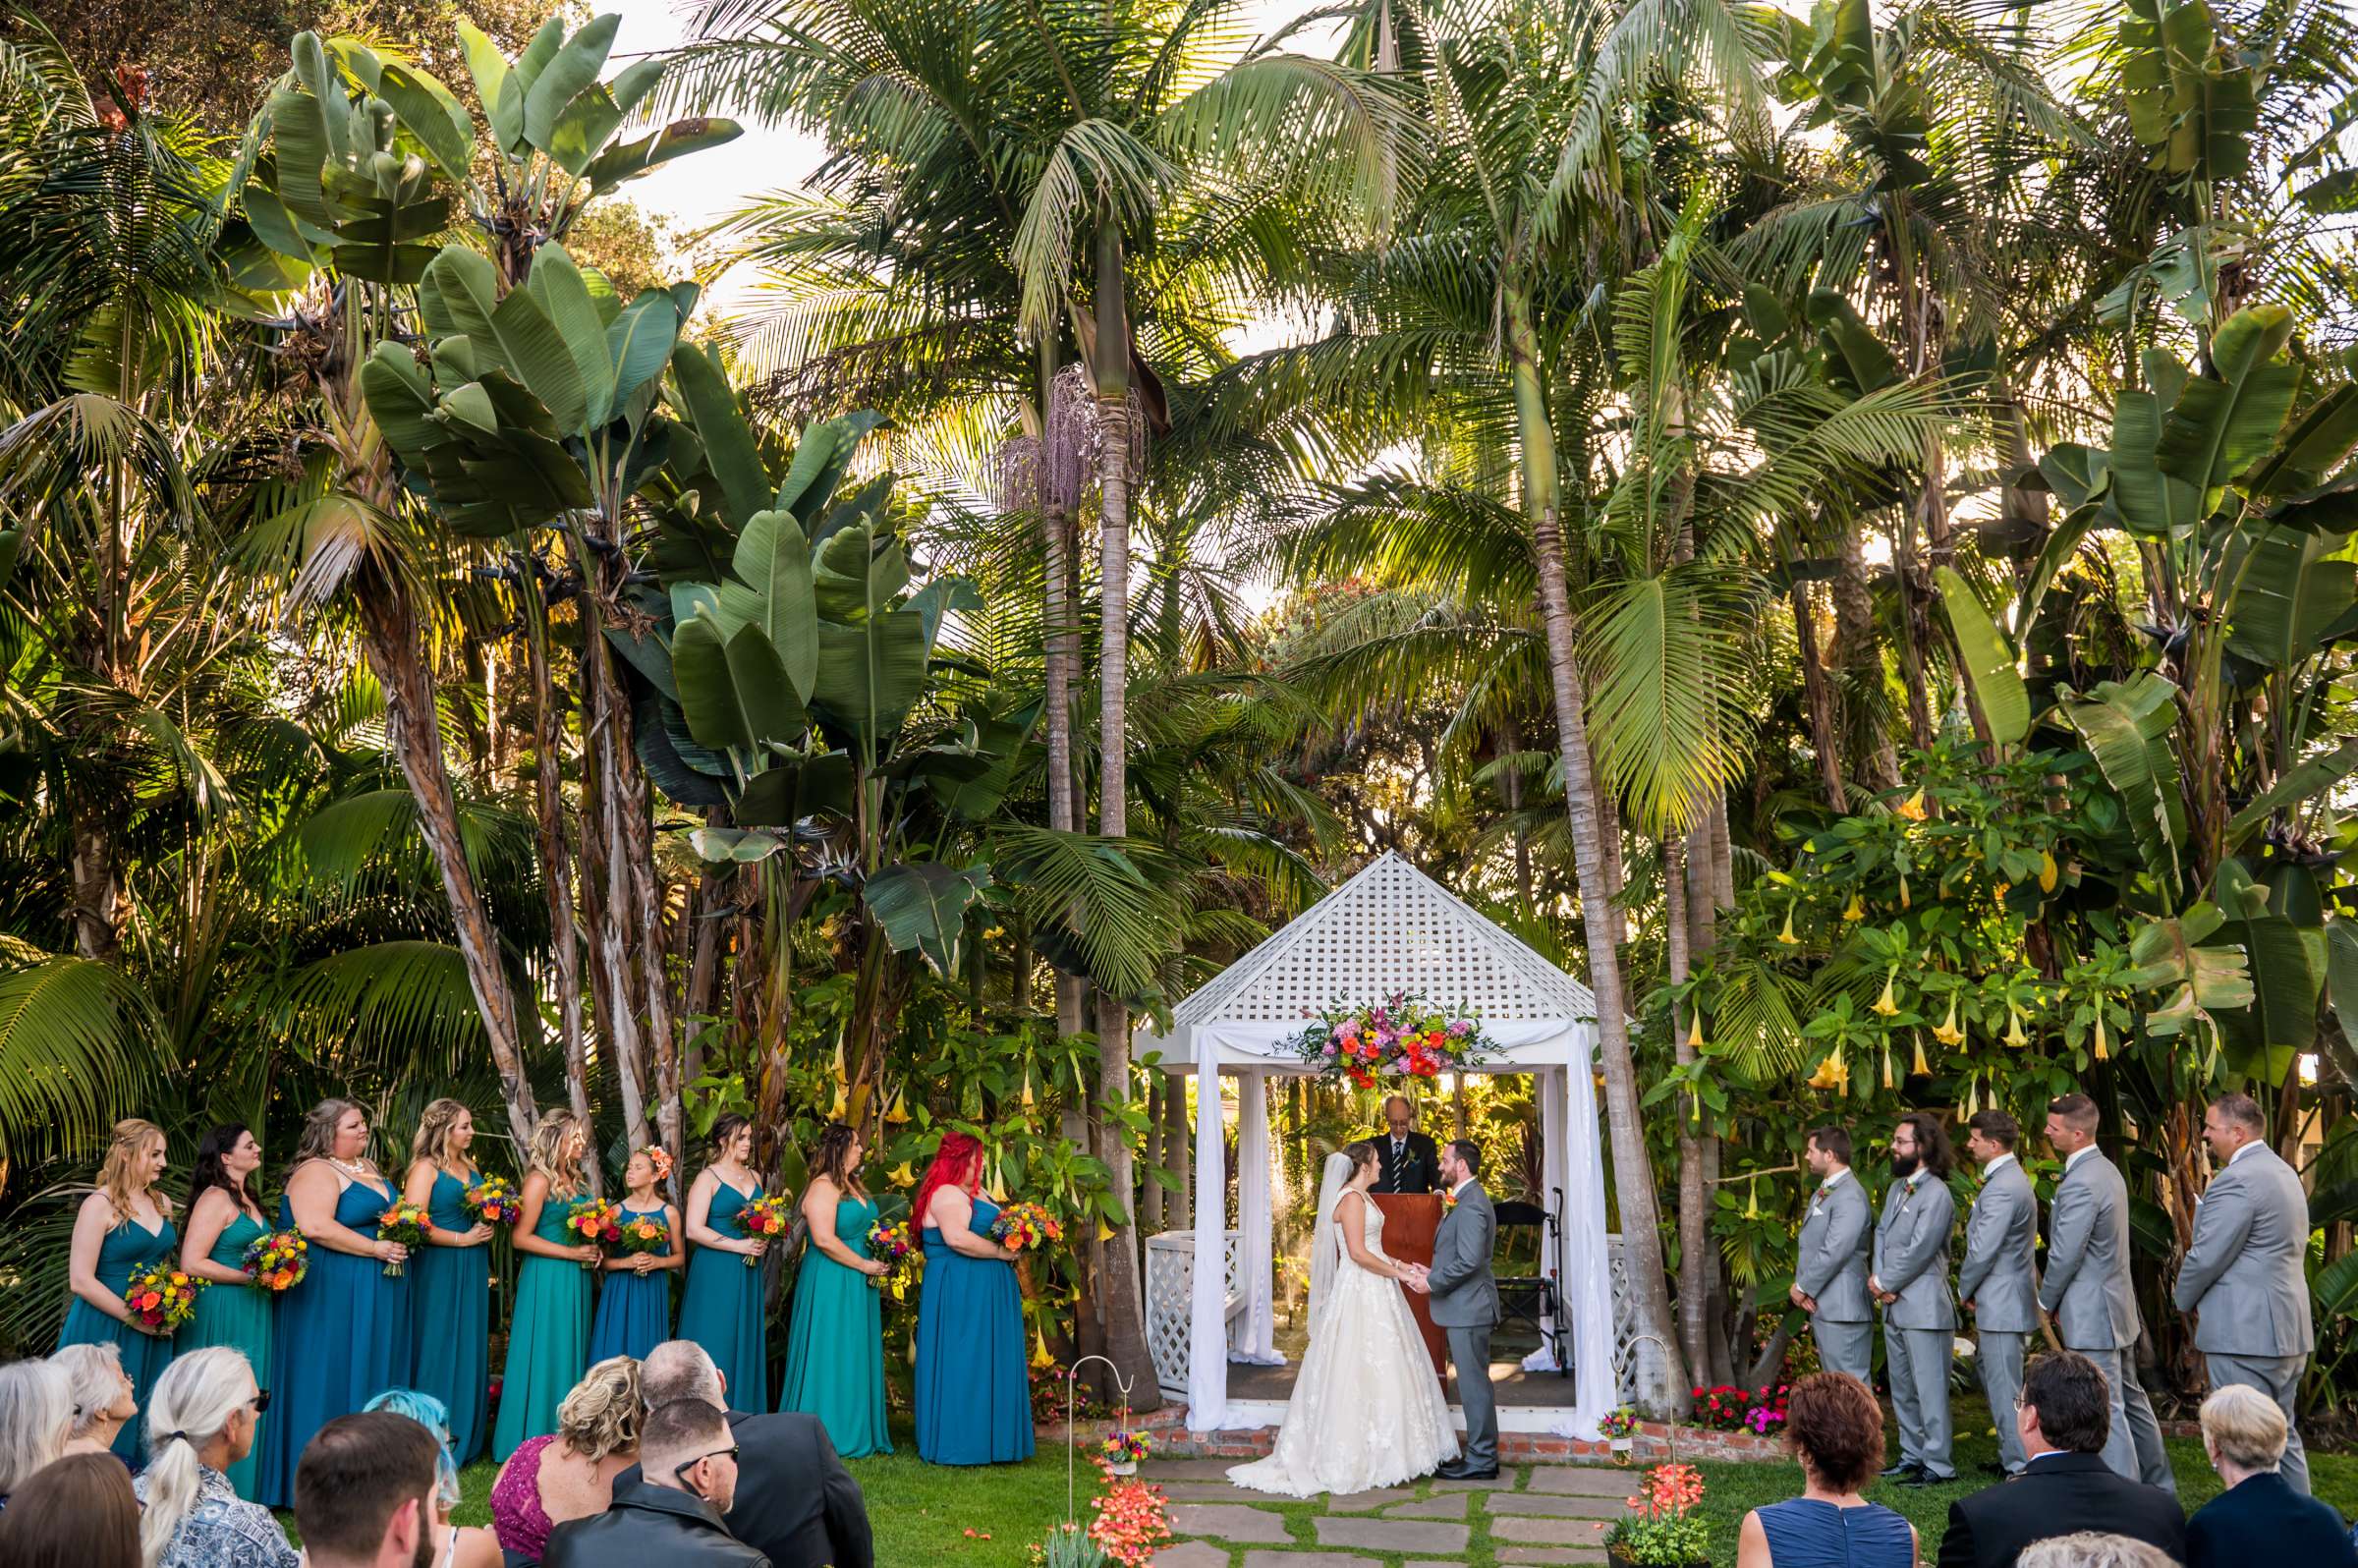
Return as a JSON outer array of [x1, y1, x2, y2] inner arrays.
[[2, 0, 2355, 1425]]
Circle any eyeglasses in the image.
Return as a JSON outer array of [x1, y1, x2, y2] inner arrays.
[[673, 1444, 739, 1487], [251, 1390, 272, 1416]]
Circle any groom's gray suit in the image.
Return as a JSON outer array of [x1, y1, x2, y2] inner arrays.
[[1427, 1178, 1500, 1471]]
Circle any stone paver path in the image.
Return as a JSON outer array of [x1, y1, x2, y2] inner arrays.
[[1144, 1461, 1637, 1566]]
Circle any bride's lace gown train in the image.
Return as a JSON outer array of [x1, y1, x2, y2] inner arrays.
[[1226, 1188, 1459, 1497]]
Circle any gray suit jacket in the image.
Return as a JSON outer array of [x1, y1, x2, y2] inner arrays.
[[1796, 1169, 1875, 1322], [1957, 1156, 2041, 1332], [2039, 1148, 2140, 1350], [1874, 1169, 1957, 1330], [1427, 1181, 1499, 1328], [2172, 1144, 2316, 1356]]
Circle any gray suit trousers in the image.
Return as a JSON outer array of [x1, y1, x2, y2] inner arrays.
[[1975, 1330, 2030, 1473], [2211, 1352, 2308, 1495], [2079, 1347, 2176, 1488], [1447, 1324, 1497, 1468], [1812, 1317, 1874, 1385], [1884, 1323, 1954, 1479]]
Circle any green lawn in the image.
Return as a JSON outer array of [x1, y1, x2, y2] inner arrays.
[[433, 1397, 2358, 1567]]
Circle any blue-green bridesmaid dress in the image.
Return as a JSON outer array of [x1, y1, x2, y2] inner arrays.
[[410, 1169, 490, 1464], [493, 1190, 591, 1458], [586, 1204, 671, 1366], [180, 1206, 270, 1496], [778, 1191, 890, 1456], [678, 1181, 768, 1410], [257, 1175, 413, 1507], [57, 1208, 180, 1462], [914, 1196, 1033, 1465]]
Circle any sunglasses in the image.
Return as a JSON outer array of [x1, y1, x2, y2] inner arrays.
[[252, 1390, 273, 1416], [674, 1443, 739, 1487]]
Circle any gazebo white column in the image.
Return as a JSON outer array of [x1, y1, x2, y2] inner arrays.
[[1558, 1044, 1616, 1432], [1187, 1032, 1230, 1428], [1229, 1071, 1281, 1365]]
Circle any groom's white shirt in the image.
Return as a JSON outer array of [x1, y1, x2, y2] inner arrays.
[[1450, 1176, 1476, 1200]]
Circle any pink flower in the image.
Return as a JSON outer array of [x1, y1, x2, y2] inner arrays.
[[1447, 1021, 1469, 1037], [1322, 1041, 1338, 1056]]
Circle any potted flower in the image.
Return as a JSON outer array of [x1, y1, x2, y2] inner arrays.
[[1598, 1405, 1640, 1462], [1603, 1462, 1710, 1568], [1098, 1428, 1151, 1477]]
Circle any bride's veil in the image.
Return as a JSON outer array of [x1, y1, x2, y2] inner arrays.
[[1305, 1150, 1356, 1330]]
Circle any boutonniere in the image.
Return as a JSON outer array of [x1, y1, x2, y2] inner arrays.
[[1441, 1192, 1459, 1215]]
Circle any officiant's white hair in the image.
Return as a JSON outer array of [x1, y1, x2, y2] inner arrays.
[[644, 1340, 725, 1410]]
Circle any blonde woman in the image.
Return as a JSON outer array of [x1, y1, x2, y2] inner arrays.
[[256, 1098, 411, 1508], [489, 1356, 642, 1563], [61, 1119, 178, 1461], [53, 1342, 139, 1459], [404, 1099, 496, 1465], [131, 1347, 294, 1568], [494, 1111, 599, 1458]]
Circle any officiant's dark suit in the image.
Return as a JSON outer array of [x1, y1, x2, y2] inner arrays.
[[1371, 1097, 1442, 1193]]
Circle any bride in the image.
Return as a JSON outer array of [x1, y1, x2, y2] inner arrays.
[[1227, 1140, 1459, 1496]]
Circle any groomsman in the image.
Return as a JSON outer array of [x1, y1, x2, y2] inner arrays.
[[1873, 1111, 1958, 1484], [1791, 1126, 1875, 1384], [2172, 1092, 2316, 1494], [1957, 1109, 2040, 1477], [2039, 1093, 2175, 1489]]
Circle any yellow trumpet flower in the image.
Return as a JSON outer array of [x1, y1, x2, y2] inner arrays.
[[1685, 1011, 1706, 1050], [1898, 874, 1911, 910], [1843, 893, 1866, 923], [1871, 968, 1900, 1017], [1777, 906, 1801, 945], [1807, 1046, 1848, 1092], [1743, 1180, 1761, 1220], [2003, 1005, 2029, 1048], [889, 1161, 916, 1187], [1021, 1075, 1037, 1109], [1896, 789, 1928, 821], [2039, 849, 2059, 893], [2093, 1014, 2109, 1062], [1912, 1034, 1932, 1076], [1881, 1046, 1894, 1092], [1032, 1325, 1053, 1370], [1096, 1217, 1115, 1243], [884, 1087, 912, 1125], [1932, 994, 1965, 1047]]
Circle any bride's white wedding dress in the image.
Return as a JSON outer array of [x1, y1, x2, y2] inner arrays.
[[1226, 1171, 1459, 1497]]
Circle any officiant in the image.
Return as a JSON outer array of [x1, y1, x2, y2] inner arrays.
[[1369, 1096, 1442, 1194]]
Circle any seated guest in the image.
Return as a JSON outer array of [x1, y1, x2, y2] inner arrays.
[[490, 1357, 643, 1564], [1937, 1352, 2186, 1568], [0, 1450, 140, 1568], [365, 1389, 502, 1568], [2185, 1383, 2358, 1568], [1738, 1372, 1916, 1568], [294, 1411, 443, 1568], [0, 1356, 74, 1510], [54, 1342, 140, 1460], [613, 1341, 873, 1568], [2016, 1535, 2178, 1568], [134, 1347, 297, 1568], [543, 1399, 766, 1568]]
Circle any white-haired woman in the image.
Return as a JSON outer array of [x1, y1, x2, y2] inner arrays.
[[53, 1341, 139, 1460], [2184, 1383, 2358, 1568], [0, 1356, 74, 1512], [132, 1346, 296, 1568]]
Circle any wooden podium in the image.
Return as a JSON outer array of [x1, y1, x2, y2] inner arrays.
[[1370, 1193, 1449, 1384]]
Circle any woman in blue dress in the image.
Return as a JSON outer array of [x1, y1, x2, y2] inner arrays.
[[403, 1098, 496, 1465], [59, 1118, 179, 1462], [255, 1098, 415, 1507], [176, 1124, 275, 1497], [778, 1122, 892, 1456], [1737, 1372, 1917, 1568], [492, 1111, 598, 1459], [588, 1146, 683, 1365], [677, 1115, 771, 1409], [913, 1131, 1032, 1466]]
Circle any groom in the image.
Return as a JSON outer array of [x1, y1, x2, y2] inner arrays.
[[1414, 1139, 1500, 1480]]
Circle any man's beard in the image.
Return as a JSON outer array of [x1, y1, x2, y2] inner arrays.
[[1890, 1151, 1920, 1179]]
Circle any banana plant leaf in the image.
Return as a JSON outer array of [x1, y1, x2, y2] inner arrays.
[[732, 752, 854, 826], [2215, 859, 2320, 1054], [862, 861, 992, 978], [2060, 674, 2187, 891], [2124, 900, 2252, 1036], [1935, 566, 2029, 749]]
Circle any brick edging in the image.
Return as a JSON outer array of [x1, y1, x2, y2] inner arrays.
[[1034, 1408, 1792, 1465]]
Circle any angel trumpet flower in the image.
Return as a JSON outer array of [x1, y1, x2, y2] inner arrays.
[[1932, 994, 1965, 1047], [1896, 789, 1928, 821], [2039, 849, 2059, 892], [1871, 968, 1901, 1017], [2093, 1013, 2110, 1062], [1843, 893, 1866, 923], [1912, 1034, 1932, 1076], [1777, 905, 1801, 945], [2003, 1004, 2030, 1048]]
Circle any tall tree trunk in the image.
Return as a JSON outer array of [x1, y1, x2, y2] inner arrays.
[[1665, 833, 1710, 1380], [355, 567, 538, 1147], [568, 565, 650, 1148], [1504, 278, 1687, 1412], [1791, 583, 1847, 811], [67, 808, 127, 963], [1164, 1072, 1192, 1229], [523, 595, 595, 1190], [1040, 339, 1090, 1044]]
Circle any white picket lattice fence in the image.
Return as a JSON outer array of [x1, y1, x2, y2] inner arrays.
[[1145, 1229, 1244, 1398]]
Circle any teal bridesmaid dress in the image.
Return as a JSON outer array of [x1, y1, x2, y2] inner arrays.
[[778, 1191, 891, 1456], [257, 1176, 413, 1507], [914, 1196, 1033, 1465], [493, 1190, 591, 1459], [180, 1207, 271, 1497], [410, 1169, 490, 1464], [677, 1181, 768, 1410], [587, 1204, 671, 1366], [57, 1208, 180, 1463]]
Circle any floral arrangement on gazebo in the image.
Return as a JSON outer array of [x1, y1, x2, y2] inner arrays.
[[1287, 990, 1496, 1088]]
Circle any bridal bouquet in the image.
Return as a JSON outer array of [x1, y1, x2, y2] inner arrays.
[[241, 1229, 309, 1292], [1287, 992, 1495, 1089], [375, 1202, 433, 1277]]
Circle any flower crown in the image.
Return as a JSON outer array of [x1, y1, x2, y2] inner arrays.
[[646, 1147, 675, 1182]]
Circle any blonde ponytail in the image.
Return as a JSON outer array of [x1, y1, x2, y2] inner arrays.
[[139, 1348, 256, 1568]]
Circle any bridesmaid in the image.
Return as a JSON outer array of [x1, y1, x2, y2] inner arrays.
[[912, 1132, 1032, 1465], [587, 1147, 683, 1365], [404, 1098, 495, 1465], [257, 1098, 413, 1507], [778, 1122, 891, 1456], [492, 1111, 597, 1458], [59, 1118, 179, 1462], [177, 1125, 273, 1497], [677, 1115, 771, 1410]]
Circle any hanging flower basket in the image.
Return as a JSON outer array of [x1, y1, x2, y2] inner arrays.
[[1287, 992, 1496, 1088]]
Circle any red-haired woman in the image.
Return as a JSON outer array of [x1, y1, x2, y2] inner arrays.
[[912, 1132, 1032, 1465]]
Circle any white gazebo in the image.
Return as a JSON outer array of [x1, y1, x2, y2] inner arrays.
[[1135, 851, 1619, 1435]]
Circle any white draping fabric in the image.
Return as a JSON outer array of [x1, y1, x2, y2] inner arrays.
[[1229, 1071, 1283, 1365], [1556, 1058, 1615, 1434], [1187, 1033, 1231, 1428], [1520, 1066, 1569, 1374]]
